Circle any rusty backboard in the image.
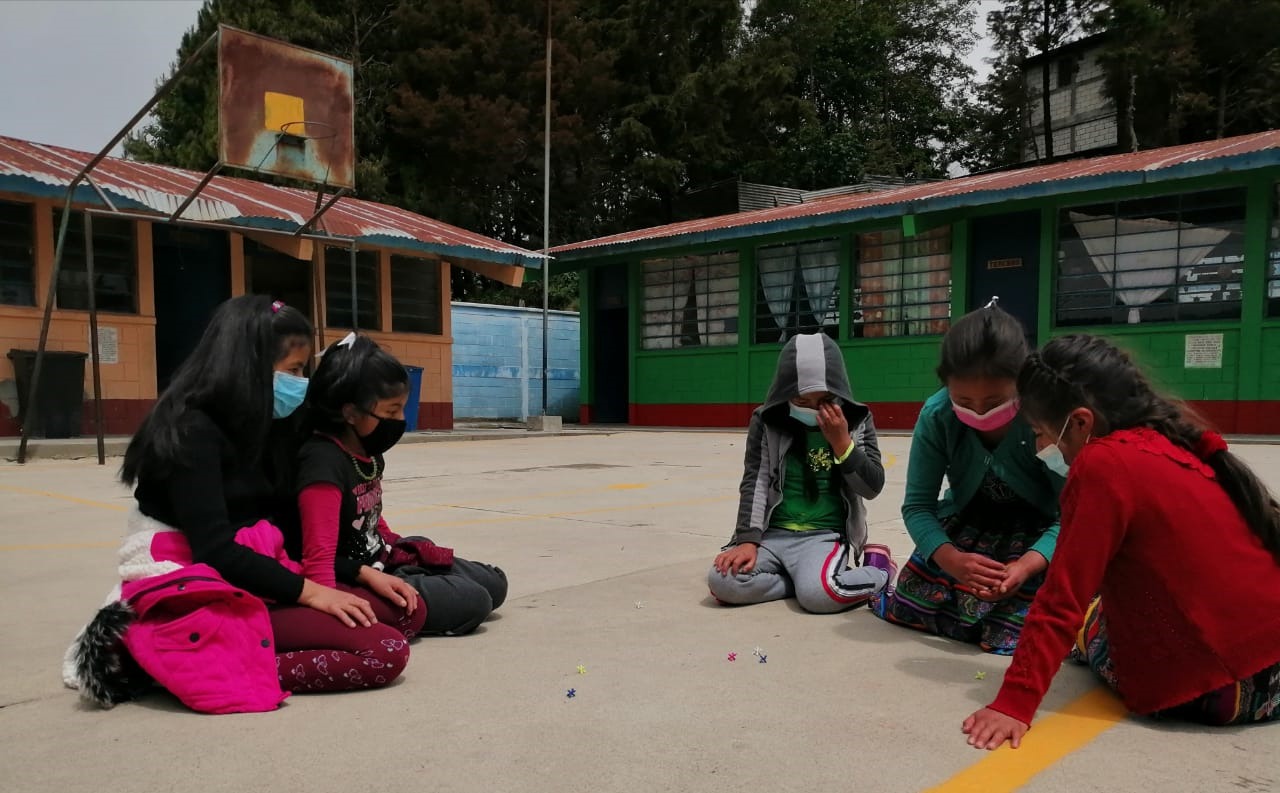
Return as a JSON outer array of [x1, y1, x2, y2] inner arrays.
[[217, 25, 355, 189]]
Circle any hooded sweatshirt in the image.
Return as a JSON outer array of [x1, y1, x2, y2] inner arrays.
[[728, 334, 884, 553]]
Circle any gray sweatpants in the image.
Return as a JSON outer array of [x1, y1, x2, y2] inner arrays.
[[707, 528, 888, 614]]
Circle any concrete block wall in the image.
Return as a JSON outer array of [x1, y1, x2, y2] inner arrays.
[[451, 302, 580, 420]]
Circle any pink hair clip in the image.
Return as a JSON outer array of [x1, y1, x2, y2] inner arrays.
[[271, 300, 285, 313]]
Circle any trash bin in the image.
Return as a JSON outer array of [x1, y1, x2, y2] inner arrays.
[[403, 365, 424, 431], [7, 349, 88, 439]]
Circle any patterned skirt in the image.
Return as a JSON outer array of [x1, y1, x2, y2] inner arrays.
[[1074, 597, 1280, 726], [871, 518, 1048, 655]]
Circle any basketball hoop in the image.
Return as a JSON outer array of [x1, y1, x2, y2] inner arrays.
[[278, 120, 337, 140]]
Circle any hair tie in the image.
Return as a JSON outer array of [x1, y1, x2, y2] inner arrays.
[[984, 296, 1000, 309], [1195, 430, 1228, 460], [271, 300, 284, 314]]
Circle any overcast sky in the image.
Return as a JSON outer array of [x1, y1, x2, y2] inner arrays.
[[0, 0, 994, 157]]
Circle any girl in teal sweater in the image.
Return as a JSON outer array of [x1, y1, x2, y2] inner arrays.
[[871, 302, 1064, 654]]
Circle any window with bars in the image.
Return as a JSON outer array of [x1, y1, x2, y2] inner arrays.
[[324, 247, 380, 330], [54, 211, 137, 313], [0, 200, 35, 306], [753, 238, 840, 344], [1266, 185, 1280, 317], [641, 252, 740, 350], [1057, 189, 1245, 326], [390, 255, 443, 335], [854, 226, 951, 338]]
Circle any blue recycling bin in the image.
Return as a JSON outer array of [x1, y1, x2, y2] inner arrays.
[[403, 365, 423, 430]]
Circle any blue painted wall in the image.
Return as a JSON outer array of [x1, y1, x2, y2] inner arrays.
[[450, 302, 581, 420]]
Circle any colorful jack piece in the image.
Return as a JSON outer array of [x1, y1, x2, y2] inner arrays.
[[577, 664, 587, 675], [566, 688, 576, 698], [727, 652, 737, 662], [758, 654, 767, 664]]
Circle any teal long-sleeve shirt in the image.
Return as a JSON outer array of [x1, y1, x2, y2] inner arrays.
[[902, 388, 1065, 563]]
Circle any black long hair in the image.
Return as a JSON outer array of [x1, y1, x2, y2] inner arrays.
[[121, 295, 312, 485], [936, 300, 1028, 382], [1018, 334, 1280, 560], [304, 334, 409, 436]]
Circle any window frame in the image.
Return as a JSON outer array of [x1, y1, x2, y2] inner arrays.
[[389, 254, 443, 336], [0, 199, 36, 307], [751, 237, 841, 345], [52, 210, 138, 314], [323, 246, 381, 331], [640, 250, 741, 351], [851, 225, 952, 339]]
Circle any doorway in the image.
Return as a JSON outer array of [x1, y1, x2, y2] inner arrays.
[[152, 226, 231, 390], [590, 266, 630, 423], [245, 238, 313, 321], [969, 211, 1042, 345]]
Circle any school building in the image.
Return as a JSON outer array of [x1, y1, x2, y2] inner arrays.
[[551, 130, 1280, 434], [0, 135, 541, 436]]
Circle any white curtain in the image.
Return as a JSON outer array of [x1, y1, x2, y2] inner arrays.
[[1070, 211, 1231, 324], [758, 250, 795, 336], [798, 242, 840, 328]]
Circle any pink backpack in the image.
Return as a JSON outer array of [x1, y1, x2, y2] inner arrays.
[[120, 564, 288, 714]]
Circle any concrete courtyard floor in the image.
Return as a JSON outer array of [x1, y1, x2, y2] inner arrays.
[[2, 431, 1279, 792]]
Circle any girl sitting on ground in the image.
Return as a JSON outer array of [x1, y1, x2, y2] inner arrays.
[[871, 301, 1063, 654], [963, 334, 1280, 750], [293, 333, 508, 636], [708, 332, 894, 613]]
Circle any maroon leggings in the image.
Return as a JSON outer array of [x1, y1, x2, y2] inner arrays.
[[270, 585, 427, 693]]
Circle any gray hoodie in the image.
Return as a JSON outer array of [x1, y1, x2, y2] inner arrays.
[[728, 333, 885, 553]]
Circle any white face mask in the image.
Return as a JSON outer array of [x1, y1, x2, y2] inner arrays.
[[1036, 416, 1082, 478]]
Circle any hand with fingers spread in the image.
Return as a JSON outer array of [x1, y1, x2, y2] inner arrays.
[[933, 544, 1008, 592], [815, 401, 852, 458], [962, 707, 1029, 750], [358, 566, 420, 615], [714, 543, 759, 576], [298, 579, 378, 628]]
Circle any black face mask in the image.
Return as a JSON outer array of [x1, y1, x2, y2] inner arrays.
[[358, 416, 407, 456]]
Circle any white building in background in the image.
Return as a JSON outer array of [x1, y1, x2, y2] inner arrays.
[[1021, 33, 1119, 163]]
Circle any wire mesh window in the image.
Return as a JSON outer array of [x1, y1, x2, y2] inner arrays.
[[324, 247, 380, 330], [753, 239, 840, 344], [390, 255, 443, 335], [53, 211, 136, 313], [854, 226, 951, 338], [0, 200, 35, 306], [641, 252, 740, 350], [1057, 189, 1246, 326]]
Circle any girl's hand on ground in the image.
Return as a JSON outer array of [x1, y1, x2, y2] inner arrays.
[[962, 707, 1029, 750], [934, 545, 1007, 591], [358, 566, 420, 615], [299, 580, 377, 628], [816, 402, 852, 457], [714, 543, 758, 575]]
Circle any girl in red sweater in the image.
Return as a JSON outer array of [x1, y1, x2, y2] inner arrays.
[[964, 334, 1280, 750]]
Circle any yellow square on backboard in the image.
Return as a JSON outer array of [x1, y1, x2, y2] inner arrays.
[[263, 91, 305, 132]]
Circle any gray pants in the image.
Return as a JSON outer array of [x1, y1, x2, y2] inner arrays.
[[392, 542, 507, 636], [707, 528, 887, 614]]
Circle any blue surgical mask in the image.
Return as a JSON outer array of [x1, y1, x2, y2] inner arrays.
[[789, 403, 820, 427], [273, 371, 309, 419], [1036, 416, 1074, 478]]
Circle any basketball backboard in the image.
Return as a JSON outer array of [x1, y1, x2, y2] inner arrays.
[[217, 26, 355, 189]]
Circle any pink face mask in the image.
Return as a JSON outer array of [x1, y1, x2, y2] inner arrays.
[[951, 398, 1020, 432]]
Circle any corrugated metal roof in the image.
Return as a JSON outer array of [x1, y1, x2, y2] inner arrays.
[[0, 135, 542, 270], [551, 130, 1280, 259]]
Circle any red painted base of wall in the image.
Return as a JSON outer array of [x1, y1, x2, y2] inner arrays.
[[0, 400, 454, 437], [416, 402, 453, 431], [592, 401, 1280, 435], [0, 399, 154, 437]]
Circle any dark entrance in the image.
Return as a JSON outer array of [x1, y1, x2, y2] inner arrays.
[[969, 211, 1042, 345], [591, 266, 630, 423], [245, 238, 314, 321], [152, 226, 231, 390]]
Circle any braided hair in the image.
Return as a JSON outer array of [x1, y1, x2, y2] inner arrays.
[[1018, 334, 1280, 559]]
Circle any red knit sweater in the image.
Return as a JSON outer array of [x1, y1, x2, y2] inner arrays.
[[990, 427, 1280, 724]]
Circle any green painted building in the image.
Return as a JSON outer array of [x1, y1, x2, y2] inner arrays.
[[551, 130, 1280, 434]]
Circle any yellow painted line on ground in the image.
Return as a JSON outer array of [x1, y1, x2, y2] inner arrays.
[[606, 483, 648, 490], [0, 484, 128, 512], [922, 687, 1128, 793]]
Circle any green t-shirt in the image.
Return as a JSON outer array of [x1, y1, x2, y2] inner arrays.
[[770, 429, 846, 532]]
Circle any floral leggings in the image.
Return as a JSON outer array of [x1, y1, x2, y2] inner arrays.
[[269, 584, 425, 693], [1074, 598, 1280, 726]]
